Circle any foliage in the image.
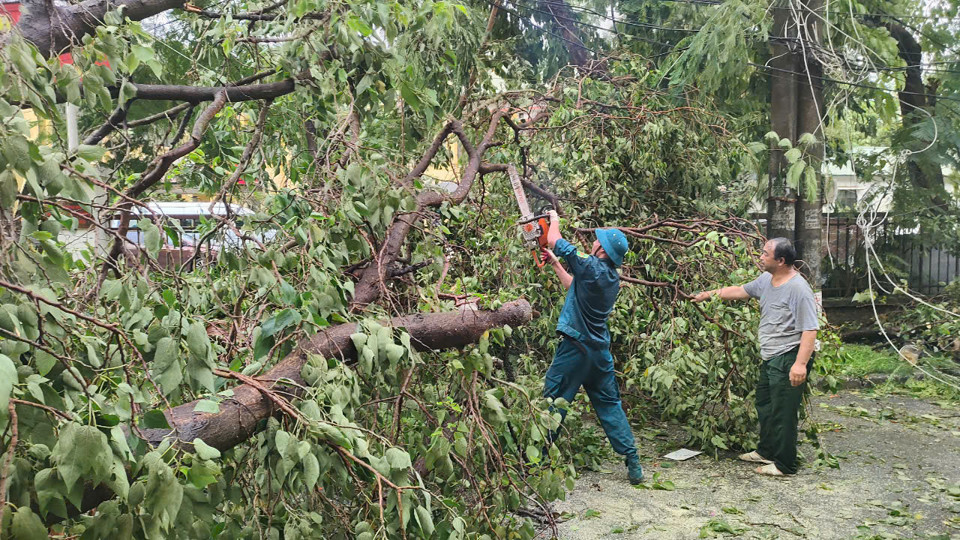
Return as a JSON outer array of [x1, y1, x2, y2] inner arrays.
[[7, 0, 958, 536], [886, 281, 960, 363]]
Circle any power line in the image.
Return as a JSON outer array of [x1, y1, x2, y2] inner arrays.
[[750, 61, 960, 104], [657, 0, 960, 23], [485, 0, 609, 55], [489, 0, 685, 49], [532, 0, 700, 33], [491, 0, 960, 106]]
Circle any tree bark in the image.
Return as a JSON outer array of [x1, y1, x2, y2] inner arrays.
[[132, 80, 296, 102], [766, 0, 799, 240], [140, 300, 533, 450], [13, 0, 185, 57]]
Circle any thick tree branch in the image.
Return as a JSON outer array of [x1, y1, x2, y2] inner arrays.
[[141, 300, 533, 450], [83, 101, 131, 146], [14, 0, 185, 57], [133, 80, 296, 102], [51, 301, 532, 522], [350, 112, 505, 308], [133, 91, 228, 196], [85, 70, 280, 142]]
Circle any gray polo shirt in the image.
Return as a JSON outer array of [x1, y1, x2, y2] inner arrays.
[[742, 272, 819, 360]]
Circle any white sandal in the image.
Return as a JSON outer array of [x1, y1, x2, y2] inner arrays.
[[738, 451, 773, 464], [755, 463, 784, 476]]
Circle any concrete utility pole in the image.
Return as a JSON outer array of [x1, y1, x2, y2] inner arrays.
[[767, 0, 824, 287], [794, 0, 824, 288], [767, 0, 799, 241]]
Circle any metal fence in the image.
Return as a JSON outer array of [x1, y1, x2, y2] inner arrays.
[[821, 215, 960, 298]]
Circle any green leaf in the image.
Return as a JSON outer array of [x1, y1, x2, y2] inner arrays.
[[346, 14, 373, 36], [142, 220, 161, 259], [151, 336, 182, 394], [253, 332, 274, 361], [119, 81, 138, 106], [2, 136, 30, 171], [193, 400, 220, 414], [415, 506, 435, 537], [142, 410, 170, 429], [783, 147, 802, 164], [261, 309, 301, 338], [746, 141, 766, 154], [385, 343, 405, 363], [131, 44, 154, 63], [803, 165, 818, 200], [11, 507, 48, 540], [786, 160, 805, 190], [798, 132, 818, 146], [188, 460, 218, 488], [53, 424, 114, 492], [385, 448, 411, 470], [0, 353, 16, 414], [0, 171, 19, 209], [525, 445, 541, 464], [355, 74, 373, 96], [400, 83, 421, 109], [141, 452, 183, 531], [303, 453, 320, 490], [35, 350, 56, 376], [186, 322, 212, 364], [76, 144, 107, 162], [192, 438, 221, 460]]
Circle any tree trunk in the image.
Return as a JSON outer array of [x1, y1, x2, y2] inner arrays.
[[767, 0, 798, 240], [884, 21, 948, 209], [539, 0, 592, 69], [795, 0, 824, 287]]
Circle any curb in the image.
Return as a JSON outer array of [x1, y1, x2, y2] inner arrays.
[[814, 373, 927, 391]]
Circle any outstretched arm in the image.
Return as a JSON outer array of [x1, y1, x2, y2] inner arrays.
[[691, 286, 751, 302]]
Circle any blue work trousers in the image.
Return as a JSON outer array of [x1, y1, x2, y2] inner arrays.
[[543, 337, 638, 459]]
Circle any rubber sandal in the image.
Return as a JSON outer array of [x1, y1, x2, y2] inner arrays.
[[738, 451, 773, 464], [755, 463, 784, 476]]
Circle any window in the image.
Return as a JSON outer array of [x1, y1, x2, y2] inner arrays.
[[834, 189, 858, 212]]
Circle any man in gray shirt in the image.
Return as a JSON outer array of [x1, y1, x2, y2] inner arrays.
[[692, 237, 819, 476]]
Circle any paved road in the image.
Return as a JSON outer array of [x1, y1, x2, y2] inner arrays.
[[541, 391, 960, 539]]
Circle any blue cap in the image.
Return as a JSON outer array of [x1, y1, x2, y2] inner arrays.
[[595, 228, 628, 267]]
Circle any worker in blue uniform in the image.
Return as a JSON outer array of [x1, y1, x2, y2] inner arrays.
[[540, 210, 643, 485]]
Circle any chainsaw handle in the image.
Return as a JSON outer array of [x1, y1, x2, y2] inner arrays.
[[533, 249, 547, 268]]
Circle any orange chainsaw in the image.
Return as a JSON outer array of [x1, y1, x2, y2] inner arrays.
[[508, 165, 550, 267]]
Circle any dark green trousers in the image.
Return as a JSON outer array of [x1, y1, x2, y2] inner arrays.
[[755, 348, 810, 475]]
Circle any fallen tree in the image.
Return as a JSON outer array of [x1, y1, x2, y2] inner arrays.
[[144, 300, 533, 450]]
